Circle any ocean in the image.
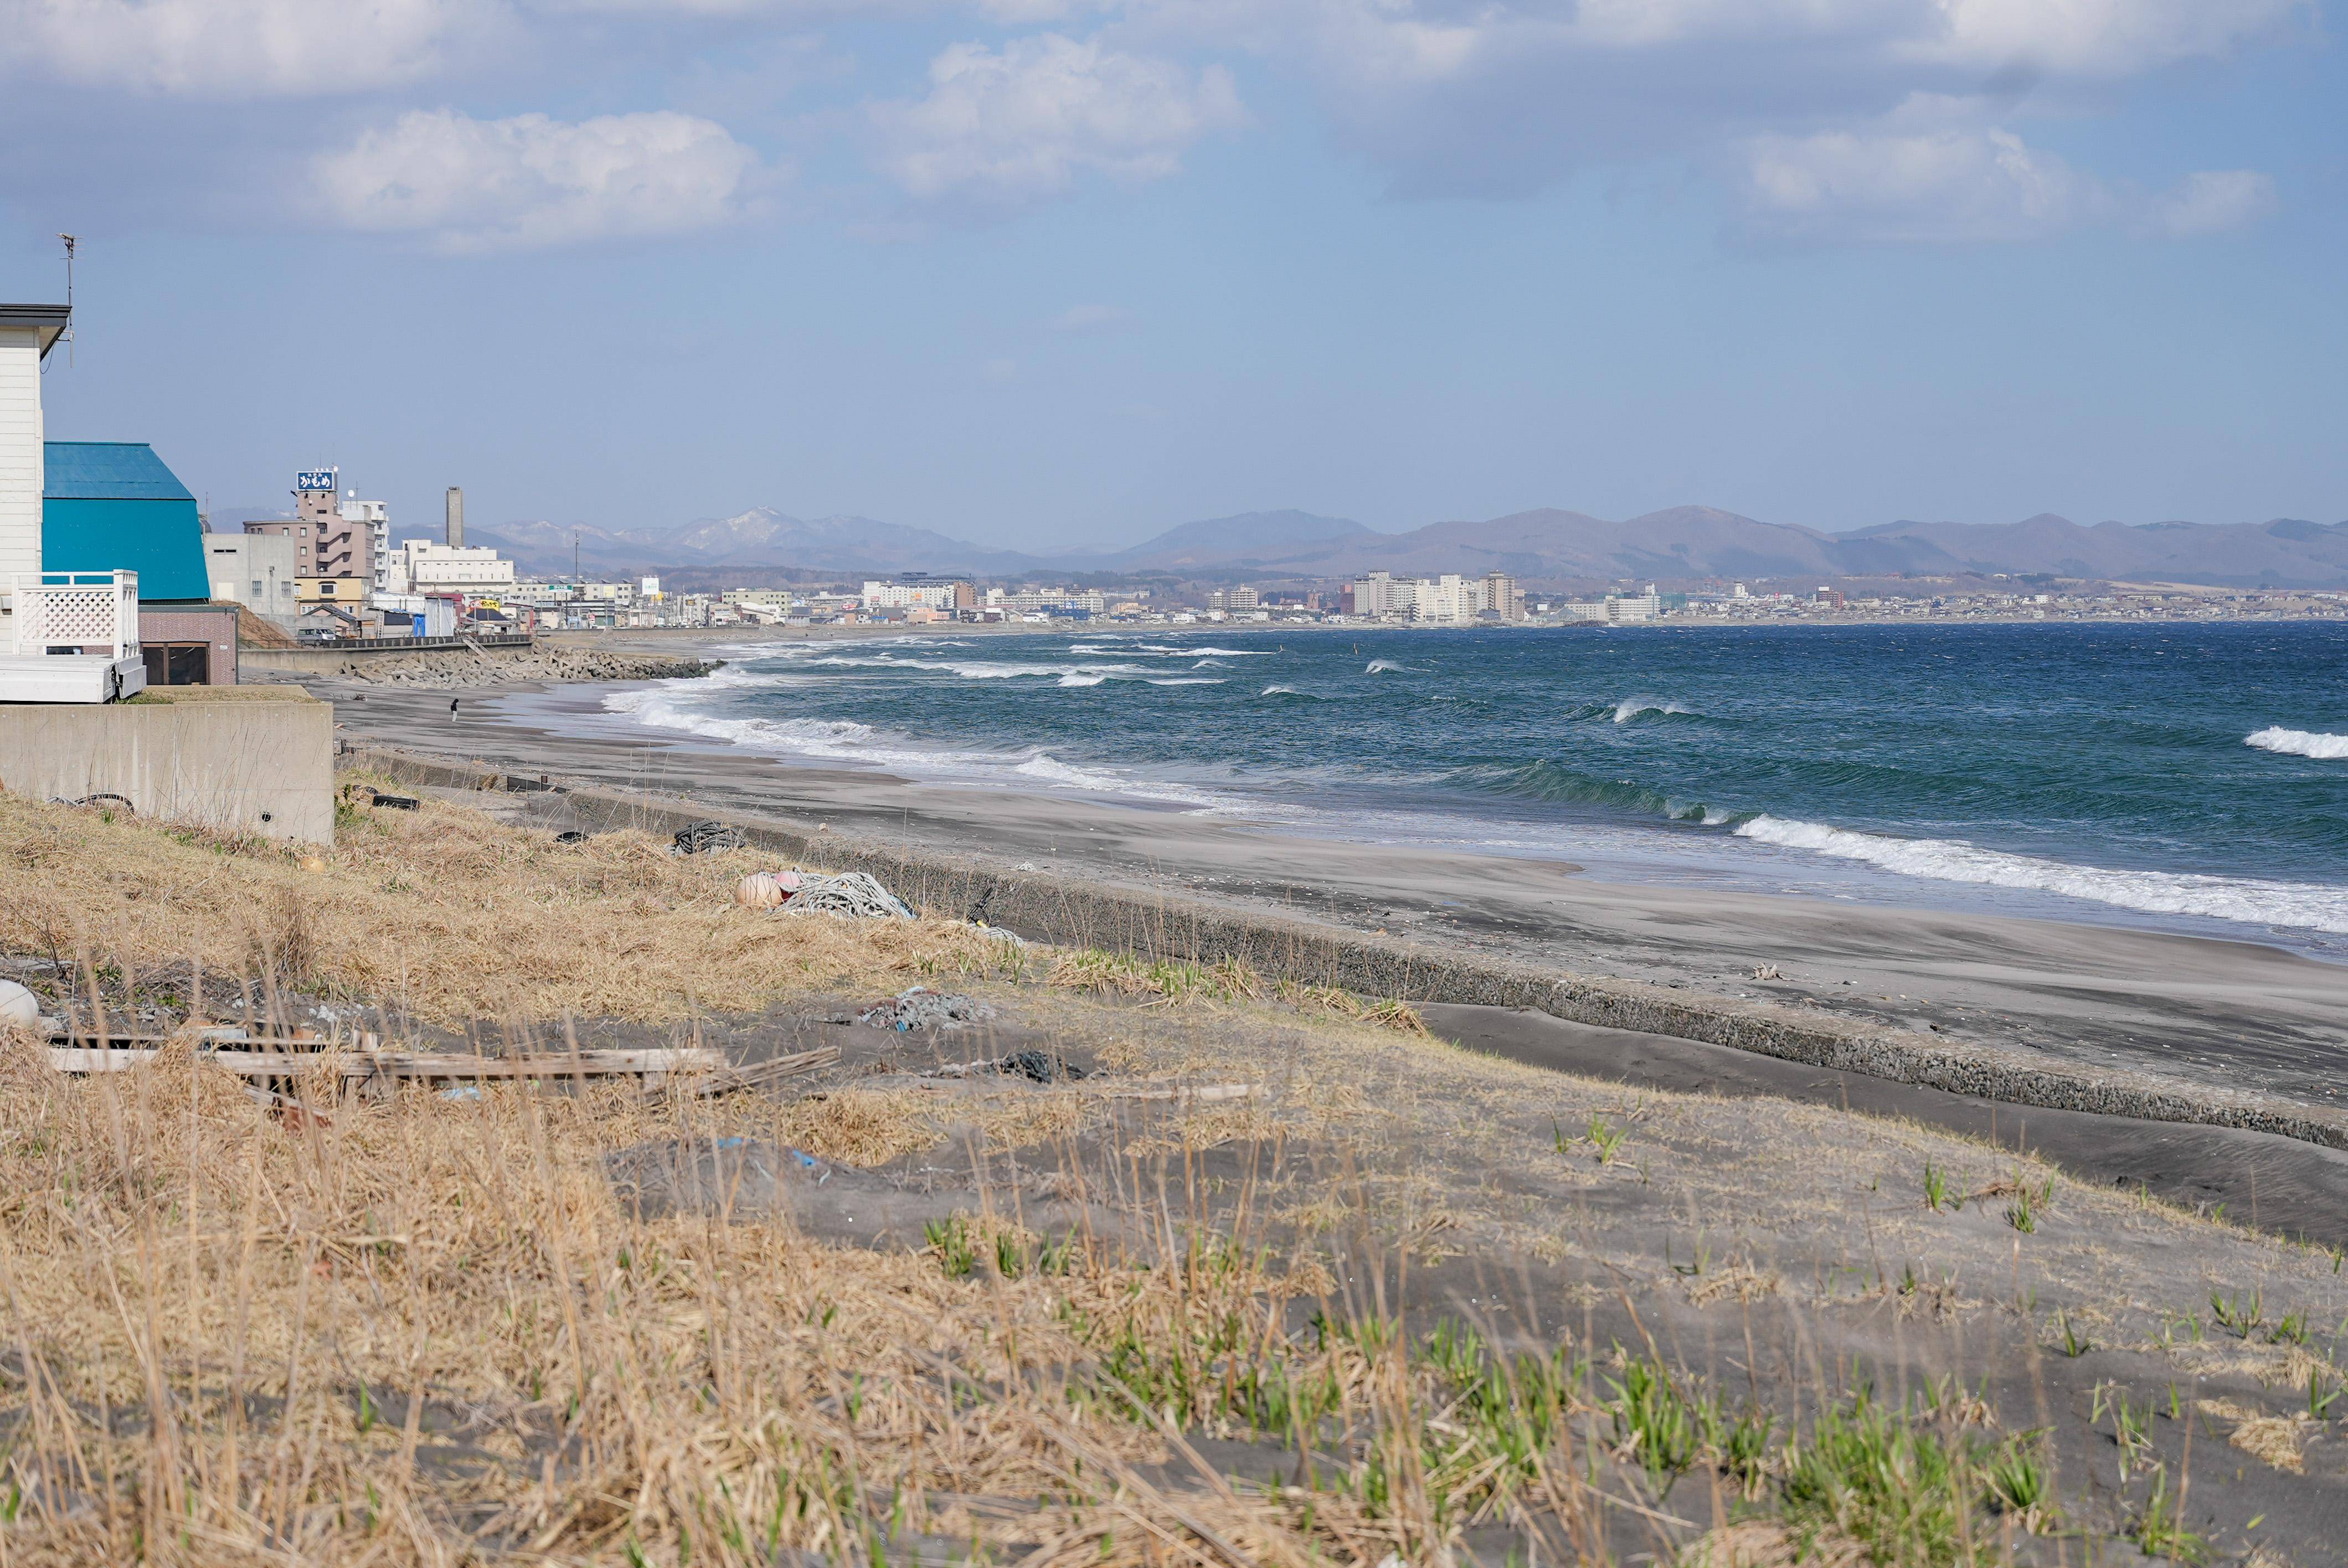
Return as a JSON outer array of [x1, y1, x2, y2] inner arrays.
[[603, 622, 2348, 956]]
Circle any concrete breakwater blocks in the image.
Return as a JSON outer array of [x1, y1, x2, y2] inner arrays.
[[3, 690, 333, 844], [347, 744, 2348, 1153]]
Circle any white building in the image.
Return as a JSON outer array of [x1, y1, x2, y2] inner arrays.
[[202, 530, 301, 627], [0, 301, 145, 702], [384, 540, 516, 597], [1559, 592, 1662, 623], [987, 586, 1105, 616], [1349, 571, 1512, 625], [865, 579, 961, 611], [339, 492, 390, 591]]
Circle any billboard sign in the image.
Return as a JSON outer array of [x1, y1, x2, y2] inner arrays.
[[295, 469, 337, 492]]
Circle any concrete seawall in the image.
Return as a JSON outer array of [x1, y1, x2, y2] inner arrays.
[[6, 690, 334, 844], [348, 743, 2348, 1152]]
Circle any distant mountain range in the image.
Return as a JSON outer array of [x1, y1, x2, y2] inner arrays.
[[426, 504, 2348, 590]]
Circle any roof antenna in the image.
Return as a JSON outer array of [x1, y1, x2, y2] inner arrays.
[[56, 234, 76, 368]]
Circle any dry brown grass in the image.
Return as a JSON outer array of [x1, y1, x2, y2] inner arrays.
[[0, 1028, 1583, 1567], [0, 783, 1017, 1027]]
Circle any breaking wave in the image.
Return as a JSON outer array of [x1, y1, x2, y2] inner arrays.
[[1734, 815, 2348, 933], [1613, 696, 1697, 724], [1366, 658, 1412, 674], [2246, 727, 2348, 760]]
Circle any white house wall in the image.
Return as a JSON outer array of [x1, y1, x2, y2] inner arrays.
[[0, 327, 42, 588]]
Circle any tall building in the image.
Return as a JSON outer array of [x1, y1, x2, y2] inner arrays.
[[339, 492, 389, 591], [248, 467, 370, 586], [1351, 571, 1410, 618]]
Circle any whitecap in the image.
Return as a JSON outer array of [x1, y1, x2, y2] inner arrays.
[[1734, 815, 2348, 934], [2246, 726, 2348, 760], [1613, 695, 1696, 724], [1366, 658, 1412, 674]]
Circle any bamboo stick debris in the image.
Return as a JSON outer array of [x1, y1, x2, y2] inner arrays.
[[44, 1046, 725, 1080], [645, 1046, 839, 1103]]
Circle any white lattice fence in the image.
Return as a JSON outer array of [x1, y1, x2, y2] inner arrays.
[[10, 572, 139, 657]]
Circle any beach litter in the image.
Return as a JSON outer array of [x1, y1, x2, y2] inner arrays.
[[783, 870, 914, 920], [554, 829, 589, 845], [0, 979, 40, 1031], [673, 821, 747, 855], [1753, 964, 1783, 980], [859, 987, 992, 1031], [735, 869, 800, 908], [926, 1049, 1085, 1084]]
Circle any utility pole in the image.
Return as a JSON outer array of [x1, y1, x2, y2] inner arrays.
[[56, 234, 76, 367]]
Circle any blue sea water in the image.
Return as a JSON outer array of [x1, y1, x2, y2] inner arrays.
[[605, 622, 2348, 953]]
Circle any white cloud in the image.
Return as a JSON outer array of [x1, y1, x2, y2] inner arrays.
[[1124, 0, 2304, 209], [873, 32, 1244, 207], [1908, 0, 2305, 76], [313, 109, 764, 252], [1051, 302, 1128, 332], [1739, 101, 2279, 245], [9, 0, 475, 95], [1743, 121, 2100, 244], [2146, 169, 2278, 237]]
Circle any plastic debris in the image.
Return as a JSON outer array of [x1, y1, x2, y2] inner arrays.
[[782, 870, 914, 920], [925, 1049, 1085, 1084], [673, 821, 748, 855], [370, 793, 419, 811], [734, 868, 805, 909], [554, 830, 589, 845], [0, 979, 40, 1032], [859, 987, 991, 1031]]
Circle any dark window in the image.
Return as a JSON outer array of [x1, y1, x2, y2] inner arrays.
[[142, 642, 212, 687]]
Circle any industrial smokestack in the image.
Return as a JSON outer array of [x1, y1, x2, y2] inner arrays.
[[445, 486, 464, 549]]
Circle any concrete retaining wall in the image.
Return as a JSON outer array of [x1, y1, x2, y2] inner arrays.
[[346, 744, 2348, 1152], [6, 693, 333, 843], [241, 640, 522, 677]]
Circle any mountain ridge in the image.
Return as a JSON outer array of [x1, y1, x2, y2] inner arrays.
[[430, 505, 2348, 590]]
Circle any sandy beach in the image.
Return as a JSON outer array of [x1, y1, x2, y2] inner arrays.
[[287, 631, 2348, 1118]]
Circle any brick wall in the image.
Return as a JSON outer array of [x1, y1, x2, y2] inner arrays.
[[138, 604, 240, 685]]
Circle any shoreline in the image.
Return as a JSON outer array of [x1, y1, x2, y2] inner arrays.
[[303, 648, 2348, 1147], [334, 733, 2348, 1151]]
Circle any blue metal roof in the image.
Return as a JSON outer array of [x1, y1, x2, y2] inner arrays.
[[42, 442, 209, 601], [43, 442, 198, 503]]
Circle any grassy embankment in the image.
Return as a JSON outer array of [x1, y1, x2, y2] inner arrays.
[[0, 783, 2339, 1565]]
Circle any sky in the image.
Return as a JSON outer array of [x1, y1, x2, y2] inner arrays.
[[1, 1, 2341, 553]]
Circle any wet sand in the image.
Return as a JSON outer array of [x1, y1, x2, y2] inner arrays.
[[297, 655, 2348, 1120]]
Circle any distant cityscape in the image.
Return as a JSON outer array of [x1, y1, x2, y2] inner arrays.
[[211, 471, 2348, 641]]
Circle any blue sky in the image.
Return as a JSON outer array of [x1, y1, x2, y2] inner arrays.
[[2, 0, 2340, 551]]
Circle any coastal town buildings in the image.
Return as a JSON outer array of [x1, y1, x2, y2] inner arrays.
[[863, 577, 972, 611], [1342, 571, 1521, 624]]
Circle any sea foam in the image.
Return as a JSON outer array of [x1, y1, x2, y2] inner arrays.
[[1734, 814, 2348, 934], [1613, 696, 1696, 724], [2246, 727, 2348, 760]]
